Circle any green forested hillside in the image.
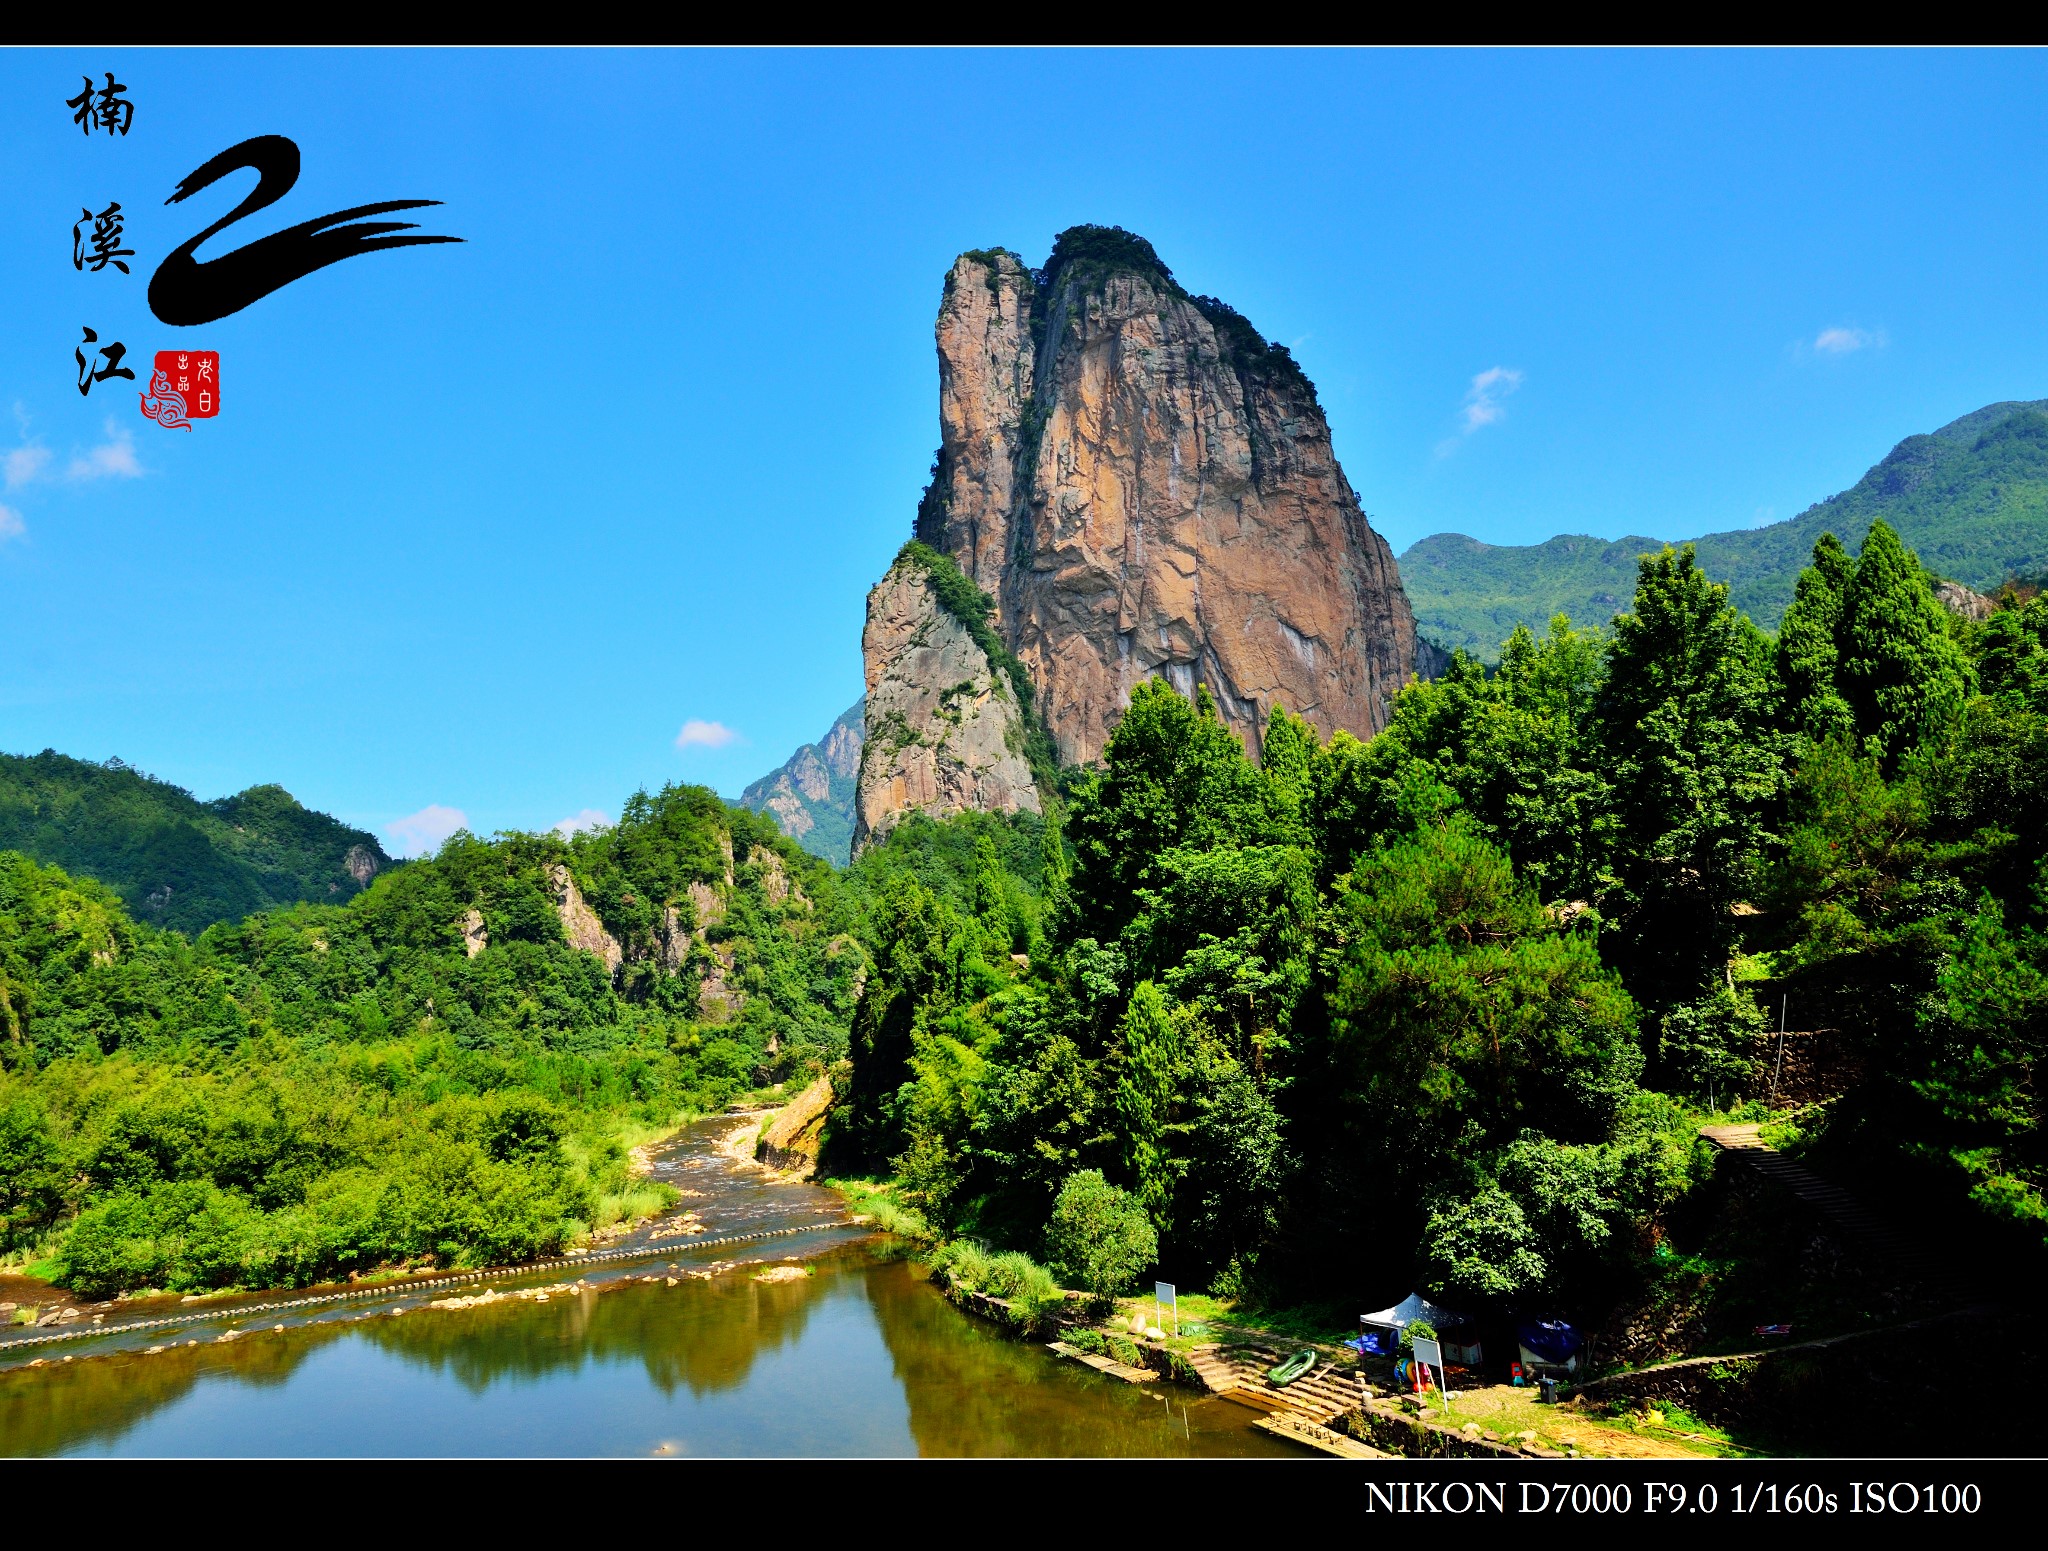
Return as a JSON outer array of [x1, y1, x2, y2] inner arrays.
[[1402, 398, 2048, 657], [0, 786, 862, 1296], [9, 525, 2044, 1346], [0, 751, 391, 935], [835, 524, 2048, 1346]]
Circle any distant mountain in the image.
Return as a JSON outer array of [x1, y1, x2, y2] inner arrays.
[[0, 749, 390, 934], [739, 699, 864, 867], [1401, 399, 2048, 658]]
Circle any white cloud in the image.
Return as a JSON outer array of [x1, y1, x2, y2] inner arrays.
[[675, 719, 739, 751], [4, 445, 50, 491], [66, 424, 142, 481], [385, 803, 469, 857], [1435, 366, 1525, 458], [1460, 366, 1524, 432], [0, 504, 23, 542], [1812, 326, 1886, 356], [553, 809, 611, 837]]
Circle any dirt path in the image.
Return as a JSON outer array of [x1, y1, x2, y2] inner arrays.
[[1448, 1384, 1721, 1459]]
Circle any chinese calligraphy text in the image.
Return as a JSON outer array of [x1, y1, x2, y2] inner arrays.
[[66, 73, 134, 137], [75, 326, 135, 397], [72, 202, 134, 275]]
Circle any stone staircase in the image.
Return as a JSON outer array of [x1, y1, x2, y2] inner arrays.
[[1699, 1124, 1970, 1303], [1188, 1341, 1365, 1426]]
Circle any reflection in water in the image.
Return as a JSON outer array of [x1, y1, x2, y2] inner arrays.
[[0, 1118, 1299, 1459], [864, 1254, 1292, 1458]]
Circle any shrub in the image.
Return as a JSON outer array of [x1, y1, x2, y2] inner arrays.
[[932, 1237, 994, 1291], [1043, 1169, 1157, 1298], [984, 1249, 1055, 1306]]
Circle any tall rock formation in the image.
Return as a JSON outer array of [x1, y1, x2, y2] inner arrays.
[[852, 548, 1040, 851], [913, 227, 1420, 769]]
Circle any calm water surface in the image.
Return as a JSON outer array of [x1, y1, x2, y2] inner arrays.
[[0, 1117, 1299, 1458]]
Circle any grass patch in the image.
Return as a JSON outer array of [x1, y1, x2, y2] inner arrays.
[[1151, 1291, 1357, 1349], [1430, 1384, 1750, 1459], [593, 1181, 681, 1232], [825, 1177, 936, 1244]]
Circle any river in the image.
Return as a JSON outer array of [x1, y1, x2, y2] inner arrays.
[[0, 1115, 1301, 1458]]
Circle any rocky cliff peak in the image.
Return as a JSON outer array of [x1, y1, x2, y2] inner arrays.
[[910, 224, 1420, 770], [852, 545, 1041, 852]]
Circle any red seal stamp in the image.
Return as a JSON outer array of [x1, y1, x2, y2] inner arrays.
[[139, 349, 218, 430]]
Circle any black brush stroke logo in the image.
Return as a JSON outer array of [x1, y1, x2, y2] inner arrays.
[[149, 134, 461, 327]]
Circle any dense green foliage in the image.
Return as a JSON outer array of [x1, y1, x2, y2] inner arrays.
[[0, 787, 862, 1296], [1043, 1170, 1157, 1298], [1401, 399, 2048, 657], [837, 529, 2048, 1329], [11, 509, 2040, 1340], [0, 750, 390, 935]]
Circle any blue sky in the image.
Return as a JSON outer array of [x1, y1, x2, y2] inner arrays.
[[2, 49, 2044, 852]]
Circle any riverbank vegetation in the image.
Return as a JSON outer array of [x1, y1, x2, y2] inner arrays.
[[6, 520, 2041, 1357], [0, 791, 860, 1296], [828, 522, 2048, 1358]]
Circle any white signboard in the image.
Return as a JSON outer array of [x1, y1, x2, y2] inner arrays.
[[1410, 1335, 1450, 1414], [1154, 1281, 1178, 1337]]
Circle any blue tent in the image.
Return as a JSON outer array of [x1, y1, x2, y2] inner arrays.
[[1516, 1318, 1583, 1374]]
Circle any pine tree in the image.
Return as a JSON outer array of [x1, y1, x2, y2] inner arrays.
[[1595, 546, 1782, 1011], [970, 834, 1008, 944], [1775, 531, 1856, 741], [1259, 704, 1319, 849], [1113, 979, 1187, 1233], [1837, 519, 1971, 769]]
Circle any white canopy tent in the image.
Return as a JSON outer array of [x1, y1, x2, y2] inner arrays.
[[1359, 1292, 1483, 1366]]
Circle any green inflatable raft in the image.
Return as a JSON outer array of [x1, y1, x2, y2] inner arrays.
[[1267, 1349, 1318, 1387]]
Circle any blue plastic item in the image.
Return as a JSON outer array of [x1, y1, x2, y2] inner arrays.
[[1516, 1318, 1583, 1365]]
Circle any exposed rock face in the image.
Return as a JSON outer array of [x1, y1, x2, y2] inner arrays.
[[753, 848, 803, 908], [343, 844, 382, 887], [740, 699, 865, 865], [1935, 579, 1996, 622], [459, 907, 488, 960], [852, 552, 1041, 852], [914, 231, 1421, 768], [548, 864, 623, 977], [756, 1074, 834, 1176], [634, 838, 770, 1022]]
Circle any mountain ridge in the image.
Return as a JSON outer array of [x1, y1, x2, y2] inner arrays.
[[1402, 398, 2048, 657], [737, 699, 864, 866], [0, 748, 391, 934]]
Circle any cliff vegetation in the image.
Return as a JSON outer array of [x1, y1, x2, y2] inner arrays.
[[0, 787, 861, 1296]]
